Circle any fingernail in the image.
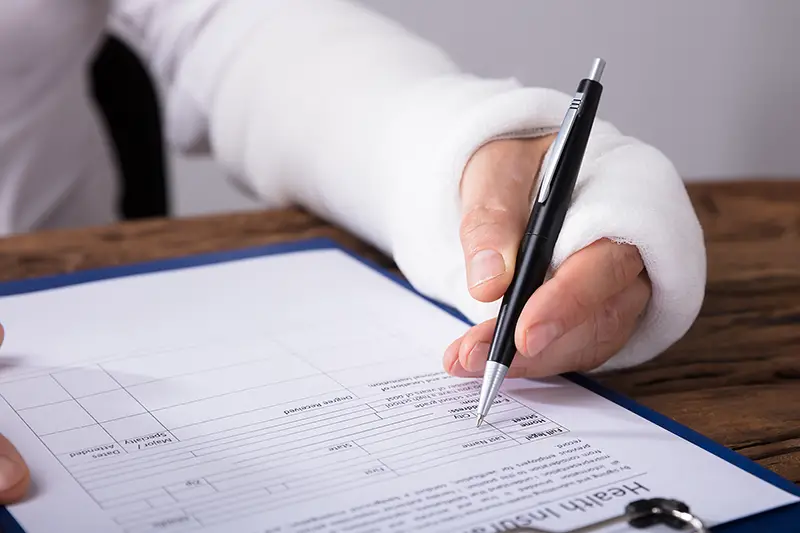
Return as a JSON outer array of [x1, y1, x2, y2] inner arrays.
[[0, 456, 25, 491], [468, 250, 506, 288], [465, 342, 490, 372], [525, 323, 561, 357]]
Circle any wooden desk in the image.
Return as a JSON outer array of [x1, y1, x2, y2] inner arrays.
[[0, 180, 798, 485]]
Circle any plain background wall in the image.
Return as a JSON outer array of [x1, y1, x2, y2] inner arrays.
[[170, 0, 800, 216]]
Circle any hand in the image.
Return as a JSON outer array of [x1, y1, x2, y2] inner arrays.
[[443, 135, 651, 378], [0, 323, 31, 504]]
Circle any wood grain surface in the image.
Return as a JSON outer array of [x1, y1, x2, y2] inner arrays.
[[0, 180, 798, 485]]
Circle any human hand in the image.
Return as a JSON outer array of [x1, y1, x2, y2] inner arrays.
[[0, 323, 31, 504], [443, 135, 652, 378]]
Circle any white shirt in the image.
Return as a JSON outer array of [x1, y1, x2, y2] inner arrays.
[[0, 0, 706, 371]]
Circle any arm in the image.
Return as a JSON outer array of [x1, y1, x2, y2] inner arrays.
[[109, 0, 706, 371]]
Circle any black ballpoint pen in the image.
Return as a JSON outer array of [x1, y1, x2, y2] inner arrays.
[[475, 58, 606, 427]]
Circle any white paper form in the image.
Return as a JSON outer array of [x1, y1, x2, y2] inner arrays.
[[0, 247, 796, 533]]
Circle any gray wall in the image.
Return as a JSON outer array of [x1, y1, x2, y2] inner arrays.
[[171, 0, 800, 216]]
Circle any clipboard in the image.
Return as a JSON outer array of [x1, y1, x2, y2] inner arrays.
[[0, 236, 797, 532]]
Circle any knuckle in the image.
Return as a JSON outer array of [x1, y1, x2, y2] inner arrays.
[[593, 301, 622, 346], [559, 334, 606, 375], [609, 243, 643, 286], [459, 205, 513, 248], [583, 283, 649, 370], [575, 330, 618, 374], [550, 277, 592, 323]]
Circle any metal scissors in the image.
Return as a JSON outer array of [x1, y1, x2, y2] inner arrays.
[[503, 498, 709, 533]]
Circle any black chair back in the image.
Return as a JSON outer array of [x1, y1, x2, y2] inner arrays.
[[90, 35, 170, 220]]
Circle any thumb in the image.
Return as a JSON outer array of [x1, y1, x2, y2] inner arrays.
[[0, 435, 29, 504], [459, 136, 553, 302], [0, 325, 31, 504]]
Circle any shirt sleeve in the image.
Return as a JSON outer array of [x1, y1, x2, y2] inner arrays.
[[108, 0, 707, 371]]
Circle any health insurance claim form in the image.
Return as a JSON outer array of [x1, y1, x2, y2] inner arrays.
[[0, 246, 795, 533]]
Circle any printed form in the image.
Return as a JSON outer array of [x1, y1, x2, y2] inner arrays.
[[0, 248, 795, 533]]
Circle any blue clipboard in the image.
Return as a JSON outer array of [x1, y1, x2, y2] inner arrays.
[[0, 236, 797, 532]]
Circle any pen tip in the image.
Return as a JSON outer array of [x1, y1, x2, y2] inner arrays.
[[476, 415, 484, 428]]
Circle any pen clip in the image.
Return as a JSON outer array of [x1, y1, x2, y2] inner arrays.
[[536, 92, 583, 204]]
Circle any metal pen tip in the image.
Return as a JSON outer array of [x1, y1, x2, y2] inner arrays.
[[589, 57, 606, 82], [476, 415, 484, 428]]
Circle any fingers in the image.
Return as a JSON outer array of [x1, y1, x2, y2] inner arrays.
[[442, 317, 542, 378], [443, 319, 496, 377], [515, 239, 645, 357], [443, 274, 650, 379], [0, 325, 31, 505], [459, 136, 555, 303], [443, 327, 529, 379], [0, 434, 29, 504], [515, 274, 651, 377]]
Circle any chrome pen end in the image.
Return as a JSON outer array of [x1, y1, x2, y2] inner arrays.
[[476, 415, 485, 428], [589, 58, 606, 82]]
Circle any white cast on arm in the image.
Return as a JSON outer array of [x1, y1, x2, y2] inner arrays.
[[109, 0, 706, 371]]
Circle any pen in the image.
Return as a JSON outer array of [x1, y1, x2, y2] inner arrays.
[[475, 58, 606, 427]]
